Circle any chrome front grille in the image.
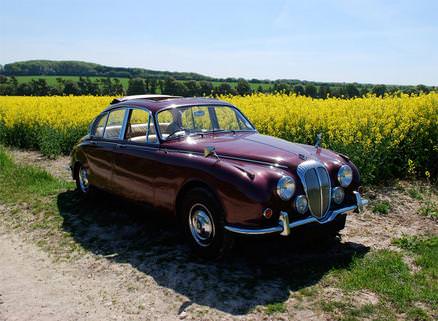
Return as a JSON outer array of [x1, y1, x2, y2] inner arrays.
[[297, 160, 331, 219]]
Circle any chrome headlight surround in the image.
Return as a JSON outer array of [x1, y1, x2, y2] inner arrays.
[[338, 165, 353, 187], [332, 186, 345, 204], [276, 176, 296, 201], [294, 195, 308, 214]]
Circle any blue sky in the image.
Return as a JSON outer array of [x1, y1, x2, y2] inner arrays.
[[1, 0, 437, 85]]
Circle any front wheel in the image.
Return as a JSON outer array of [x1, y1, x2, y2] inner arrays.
[[181, 188, 234, 259], [75, 164, 93, 196]]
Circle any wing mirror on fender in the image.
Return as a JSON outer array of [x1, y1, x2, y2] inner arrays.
[[204, 146, 220, 160]]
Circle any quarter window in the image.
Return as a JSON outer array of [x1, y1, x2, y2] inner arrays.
[[92, 113, 108, 137], [104, 109, 126, 140]]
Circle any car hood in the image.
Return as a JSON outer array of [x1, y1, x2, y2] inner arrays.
[[163, 132, 346, 169]]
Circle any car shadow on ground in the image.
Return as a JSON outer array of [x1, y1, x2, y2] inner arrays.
[[57, 190, 369, 315]]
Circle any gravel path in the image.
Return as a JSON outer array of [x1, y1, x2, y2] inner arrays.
[[0, 226, 179, 321]]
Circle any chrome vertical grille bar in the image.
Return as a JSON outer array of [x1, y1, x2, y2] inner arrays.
[[297, 160, 331, 219]]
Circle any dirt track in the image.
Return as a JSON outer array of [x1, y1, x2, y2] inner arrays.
[[0, 149, 437, 321]]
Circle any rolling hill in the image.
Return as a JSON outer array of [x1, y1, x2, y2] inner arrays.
[[0, 60, 213, 81]]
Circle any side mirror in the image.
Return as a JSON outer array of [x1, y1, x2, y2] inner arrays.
[[204, 146, 219, 159]]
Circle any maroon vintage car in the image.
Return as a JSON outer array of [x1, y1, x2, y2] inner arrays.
[[70, 94, 368, 258]]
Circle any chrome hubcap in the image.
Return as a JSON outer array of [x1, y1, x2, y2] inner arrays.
[[78, 167, 89, 193], [189, 203, 215, 247]]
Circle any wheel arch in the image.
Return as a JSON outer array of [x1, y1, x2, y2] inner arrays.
[[175, 179, 224, 220], [72, 161, 81, 181]]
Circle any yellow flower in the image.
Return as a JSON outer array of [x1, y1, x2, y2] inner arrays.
[[0, 93, 437, 183]]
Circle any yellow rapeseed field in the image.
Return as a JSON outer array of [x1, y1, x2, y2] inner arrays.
[[0, 94, 437, 183]]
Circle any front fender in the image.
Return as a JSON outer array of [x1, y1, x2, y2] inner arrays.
[[164, 151, 290, 228]]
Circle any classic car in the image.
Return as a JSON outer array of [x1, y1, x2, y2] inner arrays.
[[70, 94, 368, 258]]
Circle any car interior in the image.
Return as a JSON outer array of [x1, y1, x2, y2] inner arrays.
[[94, 122, 171, 144]]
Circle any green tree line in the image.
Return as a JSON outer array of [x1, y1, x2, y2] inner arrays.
[[0, 75, 435, 98]]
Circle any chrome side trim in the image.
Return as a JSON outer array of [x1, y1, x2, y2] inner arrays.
[[165, 148, 288, 169], [220, 154, 288, 169]]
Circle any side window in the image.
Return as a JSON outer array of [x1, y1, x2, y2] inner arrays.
[[104, 109, 126, 140], [92, 113, 108, 138], [125, 109, 157, 144]]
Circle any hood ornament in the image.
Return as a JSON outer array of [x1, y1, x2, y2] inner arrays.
[[314, 133, 322, 155], [314, 133, 322, 149]]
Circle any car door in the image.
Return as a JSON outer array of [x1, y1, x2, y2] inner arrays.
[[112, 107, 162, 204], [84, 108, 128, 191]]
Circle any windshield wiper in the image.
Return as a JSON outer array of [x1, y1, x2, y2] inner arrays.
[[209, 129, 236, 135]]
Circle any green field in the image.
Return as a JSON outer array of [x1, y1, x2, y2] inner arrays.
[[14, 76, 272, 91]]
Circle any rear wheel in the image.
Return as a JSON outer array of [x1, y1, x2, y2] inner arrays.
[[181, 188, 234, 259]]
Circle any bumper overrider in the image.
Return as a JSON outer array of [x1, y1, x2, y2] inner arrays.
[[225, 191, 368, 236]]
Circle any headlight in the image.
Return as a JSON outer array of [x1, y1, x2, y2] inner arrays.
[[338, 165, 353, 187], [294, 195, 308, 214], [276, 176, 296, 201], [332, 186, 345, 204]]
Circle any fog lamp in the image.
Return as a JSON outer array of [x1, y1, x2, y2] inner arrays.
[[332, 186, 345, 204], [294, 195, 308, 214]]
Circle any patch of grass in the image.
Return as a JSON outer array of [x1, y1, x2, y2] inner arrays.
[[418, 201, 438, 219], [331, 235, 437, 319], [407, 187, 424, 200], [338, 250, 414, 308], [320, 300, 345, 313], [0, 146, 70, 202], [264, 302, 286, 314], [0, 146, 77, 256], [320, 300, 395, 321], [394, 235, 438, 272], [372, 200, 391, 214], [393, 235, 438, 309], [405, 307, 431, 321], [298, 286, 318, 297]]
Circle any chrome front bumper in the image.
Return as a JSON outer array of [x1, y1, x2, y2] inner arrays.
[[225, 191, 368, 236]]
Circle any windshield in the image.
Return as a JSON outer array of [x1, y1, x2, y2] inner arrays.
[[157, 105, 255, 140]]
